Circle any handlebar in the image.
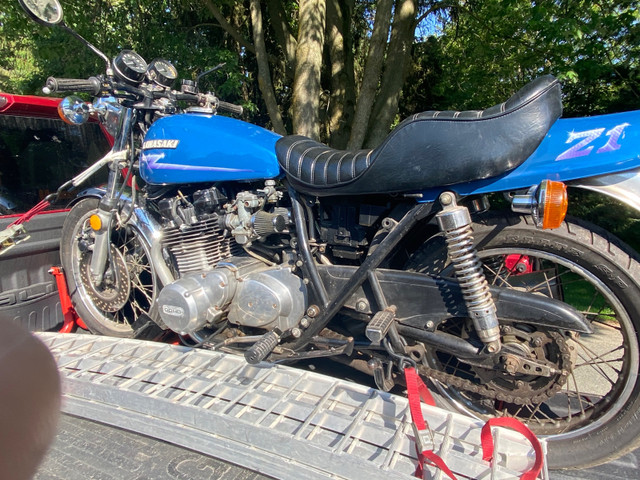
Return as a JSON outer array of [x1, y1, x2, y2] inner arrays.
[[43, 76, 101, 95], [43, 76, 243, 116]]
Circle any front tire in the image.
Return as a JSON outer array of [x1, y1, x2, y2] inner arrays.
[[60, 198, 159, 337], [407, 213, 640, 469]]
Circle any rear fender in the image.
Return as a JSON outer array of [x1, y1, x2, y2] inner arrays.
[[568, 167, 640, 213]]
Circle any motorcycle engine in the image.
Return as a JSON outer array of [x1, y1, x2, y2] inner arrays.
[[155, 182, 304, 336], [157, 182, 287, 275], [156, 256, 307, 335]]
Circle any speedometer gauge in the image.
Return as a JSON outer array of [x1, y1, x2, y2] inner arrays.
[[113, 50, 148, 84], [147, 59, 178, 88]]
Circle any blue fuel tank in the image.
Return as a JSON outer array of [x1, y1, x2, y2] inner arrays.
[[139, 113, 281, 185]]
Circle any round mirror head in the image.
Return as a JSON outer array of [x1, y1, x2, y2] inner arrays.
[[58, 96, 90, 125], [18, 0, 64, 26]]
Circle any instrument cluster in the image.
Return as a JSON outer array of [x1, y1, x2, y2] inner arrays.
[[112, 51, 177, 88]]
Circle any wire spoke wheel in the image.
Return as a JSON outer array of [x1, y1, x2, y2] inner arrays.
[[406, 213, 640, 468], [430, 248, 634, 436], [60, 198, 158, 336]]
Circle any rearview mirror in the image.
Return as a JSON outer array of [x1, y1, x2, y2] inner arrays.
[[18, 0, 64, 27]]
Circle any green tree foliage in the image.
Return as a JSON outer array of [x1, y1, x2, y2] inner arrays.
[[2, 0, 639, 142], [1, 1, 246, 107], [421, 0, 640, 116], [2, 0, 447, 148]]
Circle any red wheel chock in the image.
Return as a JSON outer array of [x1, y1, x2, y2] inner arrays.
[[49, 266, 88, 333]]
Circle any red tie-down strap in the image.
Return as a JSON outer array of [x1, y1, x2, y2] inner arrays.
[[481, 417, 544, 480], [405, 367, 458, 480], [404, 367, 544, 480]]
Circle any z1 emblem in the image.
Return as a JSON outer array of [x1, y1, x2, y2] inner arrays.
[[556, 123, 630, 161]]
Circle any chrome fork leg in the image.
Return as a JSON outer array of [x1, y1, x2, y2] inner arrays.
[[435, 192, 501, 353]]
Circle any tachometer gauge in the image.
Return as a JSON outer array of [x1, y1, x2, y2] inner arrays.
[[113, 50, 148, 84], [147, 59, 178, 88]]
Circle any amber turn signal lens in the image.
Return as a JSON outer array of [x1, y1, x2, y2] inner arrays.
[[57, 103, 74, 125], [89, 214, 102, 231], [540, 180, 568, 229]]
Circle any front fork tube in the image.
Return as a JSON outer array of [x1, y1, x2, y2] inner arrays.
[[435, 192, 501, 353], [89, 159, 125, 285], [89, 107, 134, 286], [89, 206, 114, 285]]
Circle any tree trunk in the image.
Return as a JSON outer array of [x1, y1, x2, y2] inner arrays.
[[326, 0, 356, 149], [203, 0, 256, 55], [292, 0, 327, 140], [347, 0, 394, 150], [364, 0, 417, 148], [249, 0, 287, 135], [265, 0, 297, 72]]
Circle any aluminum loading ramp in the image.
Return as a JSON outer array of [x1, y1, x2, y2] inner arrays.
[[38, 333, 548, 480]]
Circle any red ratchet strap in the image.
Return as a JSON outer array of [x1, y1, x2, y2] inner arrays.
[[405, 367, 458, 480], [8, 198, 51, 227], [404, 367, 544, 480]]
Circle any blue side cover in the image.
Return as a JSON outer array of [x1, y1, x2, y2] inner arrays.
[[418, 110, 640, 201], [140, 114, 281, 185]]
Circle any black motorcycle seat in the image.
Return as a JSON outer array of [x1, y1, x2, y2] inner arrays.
[[275, 75, 562, 196]]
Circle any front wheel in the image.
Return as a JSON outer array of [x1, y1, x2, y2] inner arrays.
[[60, 198, 159, 336], [406, 213, 640, 469]]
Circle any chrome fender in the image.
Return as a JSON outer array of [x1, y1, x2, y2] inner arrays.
[[569, 167, 640, 212]]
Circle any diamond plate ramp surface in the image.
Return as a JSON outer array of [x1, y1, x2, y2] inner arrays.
[[38, 333, 547, 480]]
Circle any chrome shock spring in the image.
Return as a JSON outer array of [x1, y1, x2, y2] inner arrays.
[[444, 223, 495, 311], [436, 193, 501, 352]]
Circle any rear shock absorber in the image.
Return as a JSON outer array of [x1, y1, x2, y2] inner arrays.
[[435, 192, 501, 353]]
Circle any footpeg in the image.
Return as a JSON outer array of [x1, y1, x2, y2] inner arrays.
[[244, 329, 281, 364], [366, 306, 397, 344]]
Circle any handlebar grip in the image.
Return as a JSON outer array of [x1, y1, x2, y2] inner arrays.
[[43, 77, 101, 95], [217, 101, 243, 116]]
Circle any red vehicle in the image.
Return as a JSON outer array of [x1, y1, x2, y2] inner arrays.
[[0, 93, 111, 331]]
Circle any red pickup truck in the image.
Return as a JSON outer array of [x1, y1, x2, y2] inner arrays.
[[0, 93, 111, 331]]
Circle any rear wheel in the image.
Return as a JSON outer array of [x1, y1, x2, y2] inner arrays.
[[60, 198, 159, 336], [406, 213, 640, 469]]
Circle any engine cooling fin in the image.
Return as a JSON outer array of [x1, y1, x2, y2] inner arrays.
[[163, 216, 242, 275]]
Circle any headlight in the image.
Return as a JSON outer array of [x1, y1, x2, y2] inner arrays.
[[58, 96, 90, 125]]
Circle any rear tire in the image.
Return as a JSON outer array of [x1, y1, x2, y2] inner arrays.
[[406, 213, 640, 469], [60, 198, 159, 337]]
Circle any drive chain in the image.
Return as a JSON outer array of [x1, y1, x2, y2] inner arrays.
[[416, 331, 572, 406]]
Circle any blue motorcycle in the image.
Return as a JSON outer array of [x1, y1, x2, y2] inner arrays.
[[20, 0, 640, 469]]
